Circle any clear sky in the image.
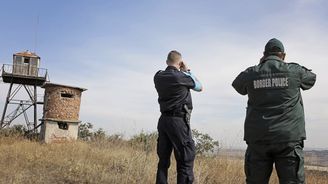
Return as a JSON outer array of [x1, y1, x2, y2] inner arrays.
[[0, 0, 327, 149]]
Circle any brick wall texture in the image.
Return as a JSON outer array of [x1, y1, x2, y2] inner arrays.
[[43, 86, 83, 121]]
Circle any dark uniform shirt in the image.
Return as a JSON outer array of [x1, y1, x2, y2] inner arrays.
[[154, 66, 195, 113], [232, 55, 316, 143]]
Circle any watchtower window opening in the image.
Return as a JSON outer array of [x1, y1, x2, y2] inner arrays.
[[24, 58, 30, 64], [14, 56, 22, 63], [61, 92, 74, 98], [58, 122, 68, 130]]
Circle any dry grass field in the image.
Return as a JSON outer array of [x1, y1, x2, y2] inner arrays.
[[0, 135, 327, 184]]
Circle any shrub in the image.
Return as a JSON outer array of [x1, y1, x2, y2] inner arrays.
[[78, 122, 220, 156], [78, 122, 93, 140], [129, 131, 158, 154], [192, 129, 220, 156], [78, 122, 124, 145], [0, 125, 27, 137]]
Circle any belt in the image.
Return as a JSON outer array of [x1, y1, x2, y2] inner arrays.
[[162, 111, 186, 118]]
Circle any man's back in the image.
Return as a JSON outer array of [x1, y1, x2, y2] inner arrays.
[[232, 55, 316, 143], [154, 66, 195, 113], [233, 38, 316, 184]]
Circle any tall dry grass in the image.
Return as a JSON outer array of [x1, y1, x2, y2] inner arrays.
[[0, 136, 327, 184]]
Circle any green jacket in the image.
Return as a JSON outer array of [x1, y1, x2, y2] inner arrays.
[[232, 55, 316, 143]]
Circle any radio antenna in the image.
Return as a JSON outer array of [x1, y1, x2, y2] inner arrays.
[[34, 15, 39, 53]]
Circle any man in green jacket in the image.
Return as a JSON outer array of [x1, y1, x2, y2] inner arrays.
[[232, 38, 316, 184]]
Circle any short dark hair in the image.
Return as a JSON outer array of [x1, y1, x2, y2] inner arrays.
[[166, 50, 182, 63]]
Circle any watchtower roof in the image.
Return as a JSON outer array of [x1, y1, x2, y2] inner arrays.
[[41, 82, 87, 91], [14, 51, 40, 58]]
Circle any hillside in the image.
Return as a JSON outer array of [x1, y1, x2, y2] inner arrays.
[[0, 136, 327, 184]]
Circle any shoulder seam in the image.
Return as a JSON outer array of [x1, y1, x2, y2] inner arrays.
[[288, 62, 300, 65], [155, 70, 163, 75]]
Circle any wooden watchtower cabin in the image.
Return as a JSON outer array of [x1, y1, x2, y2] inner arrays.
[[1, 51, 48, 130]]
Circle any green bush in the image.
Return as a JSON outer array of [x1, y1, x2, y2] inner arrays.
[[78, 122, 124, 144], [129, 131, 158, 154], [192, 129, 220, 156], [78, 122, 219, 156], [0, 125, 27, 137], [78, 122, 93, 140]]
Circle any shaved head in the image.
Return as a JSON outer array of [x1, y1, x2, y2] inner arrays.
[[166, 50, 182, 64]]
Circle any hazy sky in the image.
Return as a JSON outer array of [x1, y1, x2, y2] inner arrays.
[[0, 0, 327, 149]]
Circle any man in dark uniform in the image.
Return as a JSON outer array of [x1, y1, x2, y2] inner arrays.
[[232, 38, 316, 184], [154, 50, 203, 184]]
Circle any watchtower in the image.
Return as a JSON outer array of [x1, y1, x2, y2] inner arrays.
[[40, 83, 86, 143], [0, 51, 48, 131]]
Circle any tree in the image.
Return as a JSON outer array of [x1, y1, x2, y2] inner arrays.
[[78, 122, 93, 140], [91, 128, 106, 140], [192, 129, 219, 156]]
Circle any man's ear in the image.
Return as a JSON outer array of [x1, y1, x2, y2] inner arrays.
[[281, 53, 286, 60]]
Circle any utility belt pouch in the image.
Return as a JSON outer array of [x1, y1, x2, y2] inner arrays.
[[183, 104, 192, 126]]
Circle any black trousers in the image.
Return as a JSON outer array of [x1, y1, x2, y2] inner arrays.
[[245, 141, 305, 184], [156, 115, 196, 184]]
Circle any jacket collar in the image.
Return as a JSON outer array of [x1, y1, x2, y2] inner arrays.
[[166, 65, 179, 71]]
